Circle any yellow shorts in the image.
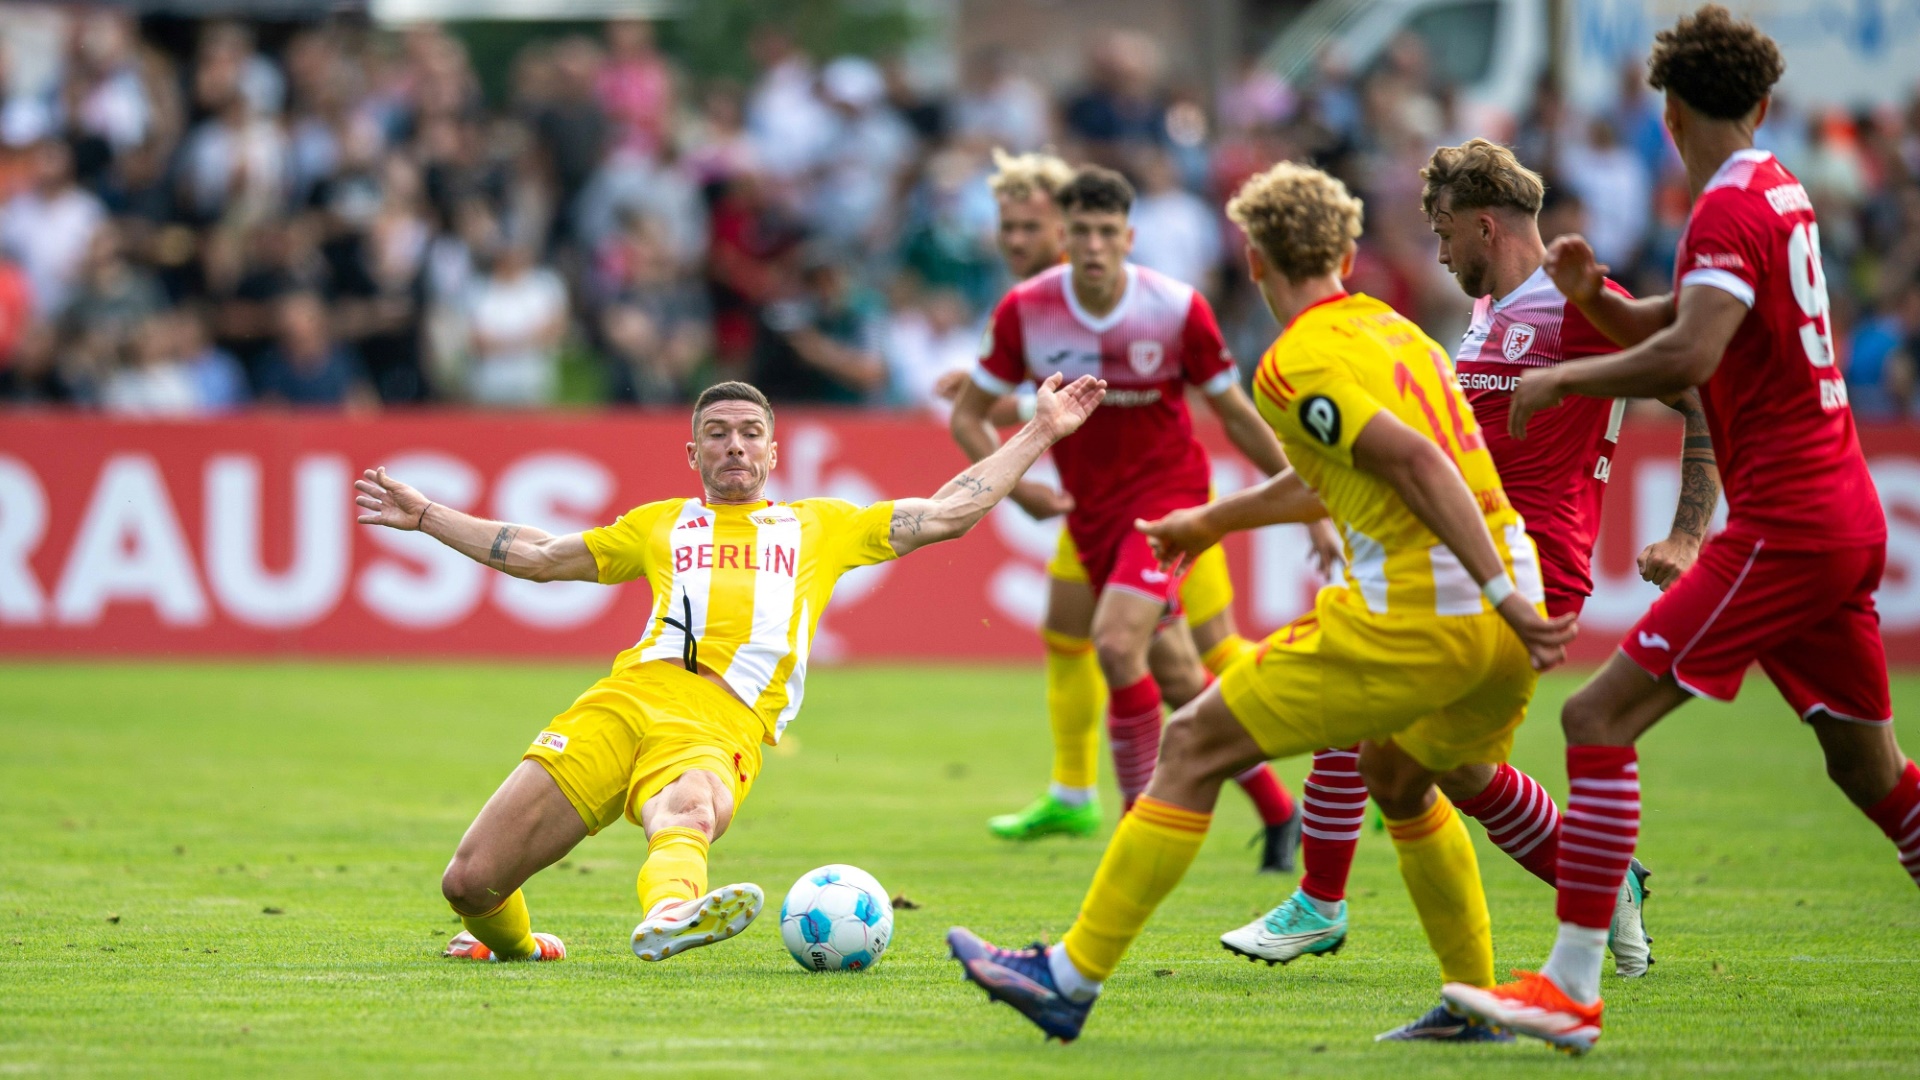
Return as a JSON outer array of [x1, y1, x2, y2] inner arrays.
[[523, 660, 765, 835], [1220, 586, 1538, 773], [1048, 528, 1236, 626]]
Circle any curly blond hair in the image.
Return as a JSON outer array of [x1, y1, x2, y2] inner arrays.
[[1421, 138, 1545, 218], [987, 148, 1074, 203], [1227, 161, 1364, 281]]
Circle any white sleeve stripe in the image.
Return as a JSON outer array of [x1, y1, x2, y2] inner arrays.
[[971, 366, 1018, 396], [1199, 368, 1239, 396], [1679, 267, 1756, 308]]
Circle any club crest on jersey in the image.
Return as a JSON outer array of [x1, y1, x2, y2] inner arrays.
[[1502, 323, 1537, 362], [1128, 340, 1164, 376], [1300, 395, 1341, 445]]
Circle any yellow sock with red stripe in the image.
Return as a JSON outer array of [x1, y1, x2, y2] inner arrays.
[[637, 826, 710, 914], [457, 889, 538, 960], [1043, 629, 1105, 792], [1061, 796, 1211, 981], [1200, 633, 1257, 677], [1385, 792, 1493, 988]]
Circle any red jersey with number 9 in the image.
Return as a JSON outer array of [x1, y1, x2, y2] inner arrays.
[[1675, 149, 1884, 548]]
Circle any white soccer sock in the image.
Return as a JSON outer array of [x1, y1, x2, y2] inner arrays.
[[1301, 892, 1342, 920], [1540, 923, 1609, 1005], [1049, 782, 1096, 807], [1046, 943, 1102, 1002]]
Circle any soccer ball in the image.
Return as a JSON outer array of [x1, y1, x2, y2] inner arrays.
[[779, 864, 893, 972]]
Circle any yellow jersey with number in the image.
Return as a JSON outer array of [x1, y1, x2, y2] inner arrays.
[[583, 497, 897, 741], [1251, 292, 1541, 616]]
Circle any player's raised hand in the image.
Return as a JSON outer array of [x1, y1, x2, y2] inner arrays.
[[355, 467, 433, 531], [1637, 534, 1701, 590], [1031, 373, 1106, 443], [1494, 594, 1579, 672], [1507, 367, 1566, 441], [1544, 234, 1608, 306], [1136, 506, 1222, 572]]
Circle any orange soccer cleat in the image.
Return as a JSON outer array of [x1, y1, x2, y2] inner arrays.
[[1441, 970, 1602, 1055], [443, 930, 566, 962]]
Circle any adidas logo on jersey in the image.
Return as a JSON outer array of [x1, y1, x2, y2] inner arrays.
[[677, 517, 712, 530]]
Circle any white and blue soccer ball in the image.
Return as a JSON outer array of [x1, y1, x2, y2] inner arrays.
[[779, 864, 893, 972]]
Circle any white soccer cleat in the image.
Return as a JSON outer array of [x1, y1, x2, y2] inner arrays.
[[1608, 857, 1654, 978], [631, 883, 764, 962], [1219, 888, 1348, 965]]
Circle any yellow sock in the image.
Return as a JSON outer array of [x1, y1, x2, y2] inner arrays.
[[1061, 796, 1211, 981], [637, 826, 710, 914], [1385, 792, 1494, 988], [1200, 633, 1257, 677], [458, 889, 538, 960], [1043, 630, 1105, 791]]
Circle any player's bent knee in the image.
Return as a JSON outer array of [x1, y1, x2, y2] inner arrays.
[[644, 769, 735, 840], [441, 857, 503, 915], [1560, 686, 1618, 745]]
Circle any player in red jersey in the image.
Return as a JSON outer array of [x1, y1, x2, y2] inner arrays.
[[951, 166, 1321, 842], [1220, 140, 1720, 1006], [1444, 7, 1920, 1054]]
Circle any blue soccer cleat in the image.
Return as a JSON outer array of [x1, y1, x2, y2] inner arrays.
[[947, 927, 1095, 1042], [1375, 1002, 1515, 1042]]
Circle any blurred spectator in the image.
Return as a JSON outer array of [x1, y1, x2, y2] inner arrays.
[[0, 251, 29, 367], [1560, 117, 1649, 269], [101, 313, 200, 416], [255, 290, 373, 407], [745, 28, 833, 181], [598, 214, 709, 404], [1128, 147, 1221, 295], [532, 37, 610, 247], [812, 57, 916, 253], [952, 47, 1048, 152], [597, 20, 674, 159], [1848, 278, 1920, 419], [65, 222, 163, 343], [174, 307, 249, 412], [465, 241, 567, 406], [885, 285, 976, 412], [1063, 32, 1166, 156], [752, 246, 886, 403], [1, 138, 104, 319]]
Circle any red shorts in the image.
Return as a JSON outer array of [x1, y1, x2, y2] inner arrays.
[[1080, 528, 1188, 614], [1546, 591, 1586, 621], [1619, 534, 1890, 723]]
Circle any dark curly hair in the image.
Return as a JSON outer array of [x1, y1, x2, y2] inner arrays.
[[1647, 4, 1784, 121], [1056, 166, 1134, 216]]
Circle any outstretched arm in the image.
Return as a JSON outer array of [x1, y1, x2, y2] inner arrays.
[[1638, 390, 1721, 589], [892, 374, 1106, 556], [1135, 470, 1329, 572], [949, 378, 1074, 519], [1509, 284, 1749, 440], [353, 467, 598, 582], [1544, 235, 1676, 347]]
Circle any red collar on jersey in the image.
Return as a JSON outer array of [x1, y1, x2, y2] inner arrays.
[[1283, 290, 1351, 333]]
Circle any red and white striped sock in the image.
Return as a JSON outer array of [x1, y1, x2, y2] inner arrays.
[[1864, 758, 1920, 890], [1556, 745, 1640, 929], [1232, 763, 1296, 827], [1454, 763, 1561, 885], [1298, 746, 1367, 904], [1107, 674, 1163, 813]]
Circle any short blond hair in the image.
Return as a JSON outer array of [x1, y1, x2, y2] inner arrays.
[[1420, 139, 1545, 218], [1226, 161, 1364, 282], [988, 148, 1074, 203]]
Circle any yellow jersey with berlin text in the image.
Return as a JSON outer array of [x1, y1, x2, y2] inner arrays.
[[583, 497, 896, 741], [1251, 292, 1542, 616]]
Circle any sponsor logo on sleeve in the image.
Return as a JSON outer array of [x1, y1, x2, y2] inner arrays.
[[1300, 395, 1341, 445], [1636, 631, 1671, 652], [1693, 252, 1747, 270], [1502, 323, 1537, 362], [1128, 340, 1164, 376], [534, 731, 570, 753]]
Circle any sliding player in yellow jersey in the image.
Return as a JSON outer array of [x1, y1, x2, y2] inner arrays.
[[947, 162, 1575, 1042], [354, 375, 1105, 964]]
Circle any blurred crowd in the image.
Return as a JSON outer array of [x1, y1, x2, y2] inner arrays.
[[2, 12, 1918, 418]]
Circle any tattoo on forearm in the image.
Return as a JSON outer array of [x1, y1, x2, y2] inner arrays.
[[1672, 454, 1718, 540], [951, 473, 991, 498], [891, 509, 927, 537], [488, 525, 521, 570]]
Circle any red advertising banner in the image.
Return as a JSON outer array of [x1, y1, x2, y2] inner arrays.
[[2, 411, 1917, 664]]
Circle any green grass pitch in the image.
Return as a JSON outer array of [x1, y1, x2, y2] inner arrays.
[[2, 662, 1917, 1077]]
